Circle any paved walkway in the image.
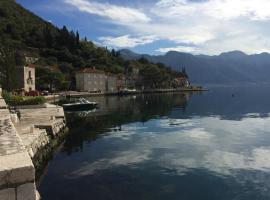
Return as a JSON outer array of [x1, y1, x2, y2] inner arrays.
[[0, 93, 65, 199], [0, 97, 7, 109], [0, 94, 38, 200], [0, 110, 25, 156]]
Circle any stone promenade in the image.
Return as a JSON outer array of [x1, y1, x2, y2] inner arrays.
[[0, 92, 66, 200], [0, 95, 39, 200]]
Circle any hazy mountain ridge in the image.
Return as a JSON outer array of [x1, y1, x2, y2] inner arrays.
[[120, 49, 270, 84]]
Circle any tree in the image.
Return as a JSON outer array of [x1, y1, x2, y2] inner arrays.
[[36, 68, 64, 92], [76, 31, 80, 46], [69, 30, 76, 50], [58, 25, 70, 47], [43, 25, 54, 48], [0, 47, 19, 91], [182, 67, 188, 78], [138, 57, 149, 64], [111, 49, 116, 57]]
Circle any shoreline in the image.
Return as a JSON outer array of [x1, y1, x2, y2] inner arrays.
[[59, 87, 208, 98]]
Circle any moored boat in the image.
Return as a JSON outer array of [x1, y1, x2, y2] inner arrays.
[[62, 98, 98, 111]]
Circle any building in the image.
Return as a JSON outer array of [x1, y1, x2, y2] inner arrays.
[[106, 73, 118, 93], [124, 64, 140, 89], [23, 53, 39, 65], [174, 76, 190, 88], [17, 66, 36, 92], [76, 66, 145, 93], [117, 74, 127, 90], [76, 68, 107, 92]]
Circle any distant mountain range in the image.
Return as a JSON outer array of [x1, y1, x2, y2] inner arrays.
[[120, 49, 270, 85]]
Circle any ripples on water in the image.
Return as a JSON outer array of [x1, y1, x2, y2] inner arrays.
[[39, 86, 270, 200]]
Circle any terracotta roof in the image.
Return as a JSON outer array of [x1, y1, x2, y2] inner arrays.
[[176, 76, 188, 80], [45, 65, 60, 73], [27, 64, 37, 69], [77, 67, 105, 74]]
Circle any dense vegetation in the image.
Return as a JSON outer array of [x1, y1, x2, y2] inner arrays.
[[0, 0, 180, 91], [2, 90, 45, 106]]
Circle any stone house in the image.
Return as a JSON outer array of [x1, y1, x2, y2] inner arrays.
[[76, 67, 144, 93], [17, 66, 36, 92], [124, 64, 140, 89], [106, 73, 118, 93], [76, 68, 107, 92], [117, 74, 127, 90], [174, 76, 190, 88], [76, 68, 129, 93]]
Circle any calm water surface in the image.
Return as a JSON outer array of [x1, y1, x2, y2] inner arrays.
[[39, 86, 270, 200]]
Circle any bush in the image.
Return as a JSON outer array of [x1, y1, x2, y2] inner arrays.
[[2, 91, 45, 106]]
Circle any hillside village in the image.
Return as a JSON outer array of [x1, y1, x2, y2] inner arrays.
[[0, 1, 193, 96], [9, 54, 190, 95]]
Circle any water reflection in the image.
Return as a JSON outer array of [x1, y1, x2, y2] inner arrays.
[[39, 87, 270, 200]]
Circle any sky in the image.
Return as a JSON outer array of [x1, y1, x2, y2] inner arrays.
[[16, 0, 270, 55]]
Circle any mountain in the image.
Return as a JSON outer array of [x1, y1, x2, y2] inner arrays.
[[120, 49, 270, 85]]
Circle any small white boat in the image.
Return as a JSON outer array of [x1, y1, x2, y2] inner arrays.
[[63, 98, 98, 111], [118, 88, 137, 95]]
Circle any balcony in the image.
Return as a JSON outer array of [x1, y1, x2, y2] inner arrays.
[[27, 78, 33, 85]]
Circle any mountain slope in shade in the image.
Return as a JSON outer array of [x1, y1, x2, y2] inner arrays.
[[120, 49, 270, 85]]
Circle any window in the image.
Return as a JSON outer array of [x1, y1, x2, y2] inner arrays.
[[28, 70, 32, 79]]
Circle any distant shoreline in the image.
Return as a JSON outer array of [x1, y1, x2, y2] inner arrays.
[[56, 87, 208, 99]]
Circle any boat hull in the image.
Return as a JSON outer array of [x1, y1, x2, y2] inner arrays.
[[63, 103, 97, 111]]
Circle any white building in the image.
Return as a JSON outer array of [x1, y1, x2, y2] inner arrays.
[[17, 66, 36, 92]]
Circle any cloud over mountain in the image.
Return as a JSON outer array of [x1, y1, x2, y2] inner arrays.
[[20, 0, 270, 55]]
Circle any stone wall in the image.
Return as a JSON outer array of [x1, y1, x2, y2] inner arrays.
[[0, 93, 67, 200], [0, 106, 39, 200], [14, 104, 67, 181]]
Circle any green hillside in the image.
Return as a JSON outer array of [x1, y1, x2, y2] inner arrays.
[[0, 0, 179, 91]]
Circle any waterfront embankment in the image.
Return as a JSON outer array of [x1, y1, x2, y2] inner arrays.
[[0, 90, 67, 200], [61, 87, 208, 98]]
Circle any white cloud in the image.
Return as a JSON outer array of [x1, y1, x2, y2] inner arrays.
[[157, 46, 199, 53], [64, 0, 270, 54], [98, 35, 159, 48], [144, 0, 270, 54], [65, 0, 151, 24], [155, 0, 270, 21]]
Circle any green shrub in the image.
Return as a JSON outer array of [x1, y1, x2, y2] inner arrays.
[[2, 91, 45, 106]]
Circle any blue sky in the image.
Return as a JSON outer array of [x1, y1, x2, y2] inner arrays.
[[17, 0, 270, 55]]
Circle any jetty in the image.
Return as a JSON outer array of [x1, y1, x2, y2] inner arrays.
[[0, 89, 67, 200]]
